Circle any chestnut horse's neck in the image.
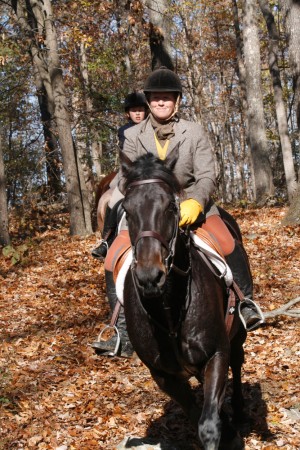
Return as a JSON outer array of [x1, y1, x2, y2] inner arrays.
[[94, 171, 117, 209]]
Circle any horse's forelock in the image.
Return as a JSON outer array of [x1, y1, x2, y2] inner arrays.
[[124, 154, 181, 193]]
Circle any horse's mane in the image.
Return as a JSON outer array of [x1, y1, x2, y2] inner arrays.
[[123, 153, 181, 194]]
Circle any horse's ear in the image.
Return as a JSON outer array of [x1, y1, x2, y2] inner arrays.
[[119, 150, 133, 177], [165, 142, 179, 171]]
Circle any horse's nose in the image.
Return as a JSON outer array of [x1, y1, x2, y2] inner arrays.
[[135, 265, 166, 297]]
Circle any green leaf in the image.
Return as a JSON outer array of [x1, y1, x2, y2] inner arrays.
[[11, 253, 20, 265], [16, 244, 28, 254], [2, 246, 15, 257]]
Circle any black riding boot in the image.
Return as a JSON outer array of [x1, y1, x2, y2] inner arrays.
[[91, 270, 134, 357], [226, 242, 265, 331], [91, 206, 117, 260]]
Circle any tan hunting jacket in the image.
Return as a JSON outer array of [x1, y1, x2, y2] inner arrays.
[[117, 116, 218, 217]]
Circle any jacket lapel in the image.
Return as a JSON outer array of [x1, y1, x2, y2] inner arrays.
[[137, 117, 187, 156], [138, 117, 157, 155], [167, 120, 187, 154]]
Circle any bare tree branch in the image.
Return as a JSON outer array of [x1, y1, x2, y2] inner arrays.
[[264, 296, 300, 318]]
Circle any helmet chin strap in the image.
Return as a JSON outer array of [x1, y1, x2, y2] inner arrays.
[[147, 94, 181, 122]]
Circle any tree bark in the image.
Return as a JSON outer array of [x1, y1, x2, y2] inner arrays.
[[11, 0, 92, 235], [282, 183, 300, 225], [280, 0, 300, 224], [232, 0, 252, 201], [78, 41, 102, 180], [259, 0, 297, 201], [11, 0, 61, 199], [34, 70, 62, 198], [0, 130, 10, 246], [242, 0, 274, 203], [232, 0, 248, 113], [280, 0, 300, 134], [143, 0, 174, 70]]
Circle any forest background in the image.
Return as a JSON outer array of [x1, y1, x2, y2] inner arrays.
[[0, 1, 300, 449], [0, 0, 300, 242]]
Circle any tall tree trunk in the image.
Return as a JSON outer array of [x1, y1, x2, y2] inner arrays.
[[34, 70, 62, 198], [280, 0, 300, 224], [281, 0, 300, 134], [78, 42, 102, 180], [42, 0, 92, 234], [72, 89, 95, 209], [143, 0, 174, 70], [282, 183, 300, 225], [242, 0, 274, 203], [11, 0, 92, 235], [232, 0, 250, 199], [232, 0, 248, 114], [0, 130, 10, 246], [259, 0, 297, 200], [13, 0, 61, 199]]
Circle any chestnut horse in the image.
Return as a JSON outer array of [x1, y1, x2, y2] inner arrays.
[[120, 148, 247, 449], [94, 171, 117, 233]]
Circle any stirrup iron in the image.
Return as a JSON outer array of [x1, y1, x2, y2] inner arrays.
[[91, 325, 121, 356], [238, 298, 265, 331]]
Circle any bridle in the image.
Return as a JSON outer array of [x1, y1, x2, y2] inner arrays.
[[125, 177, 192, 355], [125, 178, 188, 276]]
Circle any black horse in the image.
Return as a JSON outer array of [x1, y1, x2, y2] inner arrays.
[[120, 148, 247, 449]]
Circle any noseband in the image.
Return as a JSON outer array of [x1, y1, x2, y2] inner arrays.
[[126, 178, 180, 273]]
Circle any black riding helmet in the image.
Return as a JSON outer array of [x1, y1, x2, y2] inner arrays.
[[143, 66, 182, 95], [124, 92, 147, 111]]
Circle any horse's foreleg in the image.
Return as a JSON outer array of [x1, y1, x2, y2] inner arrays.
[[199, 352, 229, 450], [230, 331, 247, 423], [150, 369, 201, 428]]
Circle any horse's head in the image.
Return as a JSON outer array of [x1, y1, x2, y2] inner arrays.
[[121, 146, 181, 298]]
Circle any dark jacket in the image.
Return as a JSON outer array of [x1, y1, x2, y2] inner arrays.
[[118, 121, 135, 150]]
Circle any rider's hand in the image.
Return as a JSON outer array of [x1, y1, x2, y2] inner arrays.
[[179, 199, 203, 227]]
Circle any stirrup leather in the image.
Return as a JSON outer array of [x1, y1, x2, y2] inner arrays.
[[238, 298, 265, 331]]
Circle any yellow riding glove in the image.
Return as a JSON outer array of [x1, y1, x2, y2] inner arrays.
[[179, 199, 203, 227]]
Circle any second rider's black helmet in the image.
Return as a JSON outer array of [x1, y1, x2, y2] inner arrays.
[[124, 92, 147, 111], [143, 66, 182, 95]]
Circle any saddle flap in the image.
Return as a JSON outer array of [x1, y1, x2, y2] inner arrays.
[[193, 228, 224, 257], [191, 230, 233, 287], [104, 230, 131, 283]]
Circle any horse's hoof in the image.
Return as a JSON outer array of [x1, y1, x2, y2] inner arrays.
[[220, 432, 244, 450], [232, 411, 252, 428]]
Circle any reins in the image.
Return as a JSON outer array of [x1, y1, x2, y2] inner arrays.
[[130, 256, 195, 376], [126, 177, 192, 334], [124, 175, 236, 374], [126, 178, 187, 276]]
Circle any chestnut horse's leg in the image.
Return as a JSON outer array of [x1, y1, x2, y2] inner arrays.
[[149, 369, 201, 428], [97, 188, 112, 234], [198, 352, 229, 450]]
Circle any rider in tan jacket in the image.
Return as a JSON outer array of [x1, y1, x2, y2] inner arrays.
[[120, 115, 218, 217], [92, 67, 264, 358]]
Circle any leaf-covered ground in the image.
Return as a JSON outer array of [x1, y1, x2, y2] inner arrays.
[[0, 206, 299, 450]]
